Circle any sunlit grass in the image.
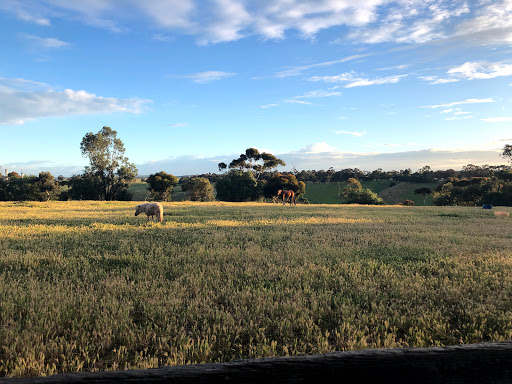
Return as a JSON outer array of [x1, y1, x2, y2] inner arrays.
[[0, 201, 511, 377]]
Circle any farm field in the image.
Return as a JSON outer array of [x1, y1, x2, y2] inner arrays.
[[1, 201, 511, 377], [128, 181, 187, 202], [303, 180, 437, 205]]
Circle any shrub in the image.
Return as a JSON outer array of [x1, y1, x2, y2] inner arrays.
[[341, 180, 385, 205], [146, 171, 178, 201], [182, 177, 215, 202]]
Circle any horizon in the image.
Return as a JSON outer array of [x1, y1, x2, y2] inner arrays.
[[1, 1, 511, 176]]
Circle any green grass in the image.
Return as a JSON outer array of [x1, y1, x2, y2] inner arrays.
[[379, 182, 440, 206], [304, 181, 392, 204], [128, 180, 149, 201], [1, 201, 511, 377], [303, 181, 439, 206], [128, 181, 187, 202]]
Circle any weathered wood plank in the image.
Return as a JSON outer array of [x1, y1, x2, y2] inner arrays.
[[2, 342, 512, 384]]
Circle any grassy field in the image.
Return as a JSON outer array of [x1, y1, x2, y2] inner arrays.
[[1, 201, 511, 377], [130, 180, 436, 205], [379, 182, 439, 206], [128, 181, 187, 202], [303, 180, 431, 205]]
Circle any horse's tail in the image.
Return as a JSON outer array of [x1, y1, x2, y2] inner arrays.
[[157, 204, 163, 223]]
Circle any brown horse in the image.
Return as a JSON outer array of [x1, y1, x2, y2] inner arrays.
[[277, 189, 296, 206]]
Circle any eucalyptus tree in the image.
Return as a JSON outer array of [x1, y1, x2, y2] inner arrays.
[[80, 126, 137, 200], [218, 147, 285, 180]]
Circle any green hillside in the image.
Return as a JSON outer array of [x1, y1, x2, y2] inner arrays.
[[303, 180, 393, 204], [129, 179, 439, 205], [303, 181, 439, 205], [378, 182, 439, 206], [128, 180, 187, 202]]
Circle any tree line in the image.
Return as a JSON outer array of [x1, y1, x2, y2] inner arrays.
[[0, 127, 511, 206]]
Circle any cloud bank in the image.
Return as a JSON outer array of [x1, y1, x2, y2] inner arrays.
[[3, 0, 511, 46], [0, 78, 151, 125]]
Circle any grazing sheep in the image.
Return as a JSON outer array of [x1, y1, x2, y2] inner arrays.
[[135, 202, 163, 223], [494, 211, 510, 218]]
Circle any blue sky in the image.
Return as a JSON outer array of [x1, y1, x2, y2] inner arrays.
[[1, 0, 511, 176]]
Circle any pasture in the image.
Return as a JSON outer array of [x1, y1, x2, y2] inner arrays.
[[0, 201, 511, 377], [302, 181, 438, 205]]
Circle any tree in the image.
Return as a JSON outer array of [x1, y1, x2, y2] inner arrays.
[[502, 144, 512, 164], [341, 178, 362, 198], [218, 148, 285, 180], [80, 126, 137, 200], [146, 171, 178, 201], [263, 173, 306, 200], [67, 173, 103, 200], [341, 178, 384, 205], [36, 172, 61, 201], [182, 177, 215, 201], [414, 187, 432, 205], [215, 170, 260, 202], [0, 172, 60, 201]]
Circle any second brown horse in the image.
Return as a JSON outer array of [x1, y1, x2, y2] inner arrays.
[[277, 189, 296, 206]]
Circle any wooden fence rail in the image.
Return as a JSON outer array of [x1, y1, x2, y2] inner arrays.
[[2, 342, 512, 384]]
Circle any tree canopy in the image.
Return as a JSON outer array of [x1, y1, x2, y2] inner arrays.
[[341, 178, 384, 205], [181, 177, 215, 201], [263, 173, 306, 199], [146, 171, 178, 201], [215, 170, 260, 202], [502, 144, 512, 164], [218, 148, 285, 179], [79, 126, 137, 200]]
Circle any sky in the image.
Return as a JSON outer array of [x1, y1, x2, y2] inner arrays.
[[1, 0, 511, 176]]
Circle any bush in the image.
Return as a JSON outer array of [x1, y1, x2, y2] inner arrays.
[[341, 179, 384, 205], [182, 177, 215, 201], [342, 188, 385, 205], [401, 200, 415, 206], [146, 171, 178, 201]]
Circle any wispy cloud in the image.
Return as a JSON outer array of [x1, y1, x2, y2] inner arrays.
[[284, 99, 312, 105], [309, 72, 355, 82], [294, 89, 342, 99], [0, 77, 150, 125], [173, 71, 236, 83], [260, 103, 279, 109], [426, 98, 495, 108], [447, 61, 512, 80], [481, 117, 512, 123], [445, 116, 474, 121], [377, 64, 409, 71], [419, 76, 460, 85], [20, 33, 70, 48], [275, 55, 369, 78], [335, 130, 366, 137], [345, 75, 407, 88], [310, 72, 407, 88], [421, 61, 512, 85]]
